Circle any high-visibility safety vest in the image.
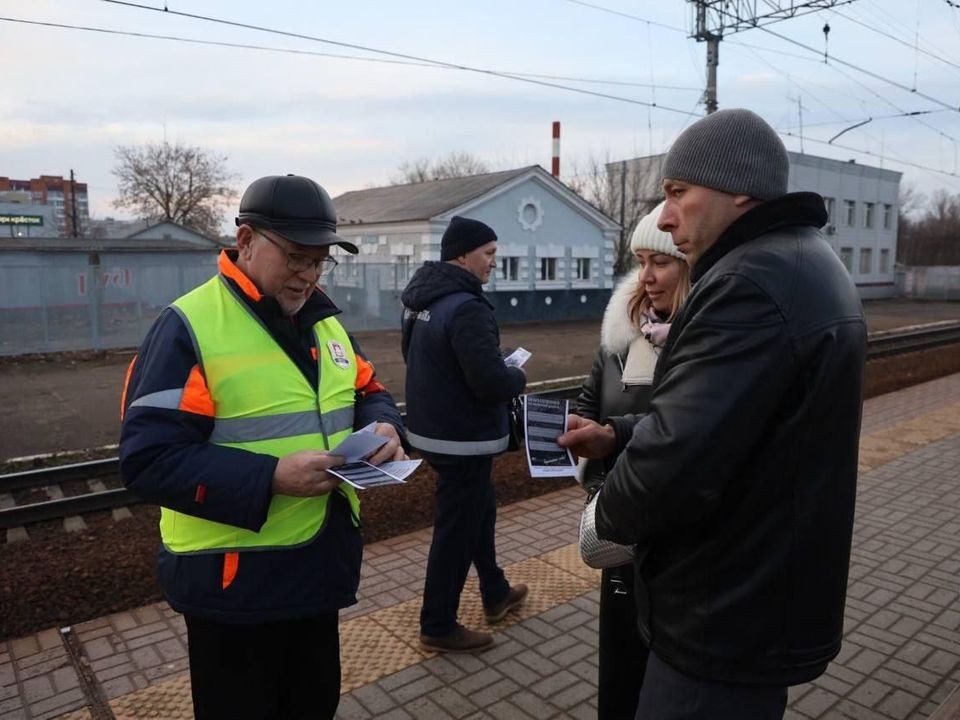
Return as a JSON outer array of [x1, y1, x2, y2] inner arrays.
[[163, 275, 360, 554]]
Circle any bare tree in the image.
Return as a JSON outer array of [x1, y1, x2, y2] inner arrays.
[[391, 152, 490, 185], [566, 153, 659, 275], [898, 187, 960, 266], [112, 141, 239, 238]]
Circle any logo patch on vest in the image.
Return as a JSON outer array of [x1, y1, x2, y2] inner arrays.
[[327, 340, 351, 370]]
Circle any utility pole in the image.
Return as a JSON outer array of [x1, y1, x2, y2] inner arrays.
[[688, 1, 859, 114], [69, 168, 80, 238], [694, 2, 720, 114]]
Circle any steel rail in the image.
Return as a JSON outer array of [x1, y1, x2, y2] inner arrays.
[[3, 321, 960, 529]]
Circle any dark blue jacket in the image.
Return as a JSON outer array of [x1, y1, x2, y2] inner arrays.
[[401, 262, 525, 460], [120, 252, 403, 623]]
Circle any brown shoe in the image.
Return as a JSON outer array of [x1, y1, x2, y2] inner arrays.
[[484, 584, 529, 624], [419, 624, 494, 654]]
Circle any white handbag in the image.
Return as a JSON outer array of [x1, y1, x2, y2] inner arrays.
[[578, 490, 635, 569]]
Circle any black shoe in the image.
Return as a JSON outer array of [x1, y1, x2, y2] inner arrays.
[[484, 584, 529, 624]]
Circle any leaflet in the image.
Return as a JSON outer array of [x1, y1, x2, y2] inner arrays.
[[329, 422, 388, 462], [504, 347, 532, 368], [329, 458, 423, 490], [523, 395, 576, 478]]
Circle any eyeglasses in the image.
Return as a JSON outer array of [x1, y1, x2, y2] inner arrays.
[[256, 231, 339, 276]]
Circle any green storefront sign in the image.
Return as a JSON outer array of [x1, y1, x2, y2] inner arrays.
[[0, 214, 44, 226]]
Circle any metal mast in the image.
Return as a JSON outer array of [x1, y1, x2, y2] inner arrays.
[[689, 0, 860, 113]]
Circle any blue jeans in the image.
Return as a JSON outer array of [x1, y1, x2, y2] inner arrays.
[[635, 651, 787, 719], [420, 457, 510, 637]]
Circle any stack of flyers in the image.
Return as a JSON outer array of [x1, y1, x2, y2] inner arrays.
[[329, 459, 422, 490]]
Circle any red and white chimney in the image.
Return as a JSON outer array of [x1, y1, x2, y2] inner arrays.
[[551, 121, 560, 177]]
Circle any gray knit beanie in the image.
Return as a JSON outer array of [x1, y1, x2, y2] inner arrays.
[[662, 109, 789, 200]]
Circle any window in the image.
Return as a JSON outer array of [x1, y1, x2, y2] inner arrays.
[[880, 248, 890, 273], [499, 257, 519, 282], [540, 257, 556, 281], [824, 197, 835, 223], [839, 247, 853, 272], [574, 258, 591, 280], [883, 204, 893, 230], [859, 248, 872, 275], [843, 200, 856, 227], [863, 202, 874, 229]]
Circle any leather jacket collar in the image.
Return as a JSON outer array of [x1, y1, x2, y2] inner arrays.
[[691, 192, 828, 283]]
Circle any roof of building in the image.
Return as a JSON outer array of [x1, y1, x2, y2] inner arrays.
[[333, 167, 533, 225], [0, 236, 220, 252], [0, 220, 226, 252]]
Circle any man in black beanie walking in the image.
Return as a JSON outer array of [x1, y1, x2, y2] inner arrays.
[[561, 109, 867, 718], [401, 216, 528, 652]]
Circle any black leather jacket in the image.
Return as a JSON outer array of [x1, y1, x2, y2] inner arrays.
[[596, 192, 867, 686]]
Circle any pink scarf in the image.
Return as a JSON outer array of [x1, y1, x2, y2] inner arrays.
[[639, 306, 671, 348]]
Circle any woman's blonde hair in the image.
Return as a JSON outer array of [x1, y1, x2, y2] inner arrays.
[[627, 256, 691, 328]]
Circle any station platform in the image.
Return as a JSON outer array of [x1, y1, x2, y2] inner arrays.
[[4, 372, 960, 720]]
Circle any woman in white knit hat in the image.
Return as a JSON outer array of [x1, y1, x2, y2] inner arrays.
[[574, 200, 689, 719]]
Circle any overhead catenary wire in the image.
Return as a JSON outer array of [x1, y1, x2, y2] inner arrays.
[[91, 0, 708, 116], [20, 1, 960, 186], [0, 16, 702, 93], [829, 7, 960, 73]]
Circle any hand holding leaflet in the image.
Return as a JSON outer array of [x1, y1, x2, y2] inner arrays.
[[524, 395, 577, 478], [326, 423, 420, 489], [329, 422, 388, 463]]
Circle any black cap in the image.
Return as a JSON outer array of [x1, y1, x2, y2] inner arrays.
[[235, 174, 358, 254], [440, 216, 497, 261]]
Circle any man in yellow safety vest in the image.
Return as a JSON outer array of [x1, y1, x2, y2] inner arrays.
[[119, 174, 405, 720]]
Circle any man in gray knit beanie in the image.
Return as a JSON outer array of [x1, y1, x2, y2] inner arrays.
[[560, 108, 866, 719], [656, 108, 790, 266]]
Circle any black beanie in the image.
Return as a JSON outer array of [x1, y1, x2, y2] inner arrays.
[[440, 216, 497, 261]]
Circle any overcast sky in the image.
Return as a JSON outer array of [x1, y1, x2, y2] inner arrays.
[[3, 0, 959, 225]]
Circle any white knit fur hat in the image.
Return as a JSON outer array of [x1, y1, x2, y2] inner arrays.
[[629, 201, 684, 259]]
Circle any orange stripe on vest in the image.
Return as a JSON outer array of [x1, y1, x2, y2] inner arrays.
[[119, 355, 138, 421], [222, 552, 239, 589], [179, 365, 215, 416]]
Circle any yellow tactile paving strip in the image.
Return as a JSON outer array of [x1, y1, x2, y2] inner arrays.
[[53, 399, 960, 719], [858, 400, 960, 473]]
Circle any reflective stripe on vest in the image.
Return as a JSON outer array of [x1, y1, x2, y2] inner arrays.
[[405, 431, 510, 456], [210, 407, 356, 444], [163, 275, 360, 554]]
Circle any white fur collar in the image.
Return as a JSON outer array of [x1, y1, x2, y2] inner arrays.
[[600, 277, 642, 354]]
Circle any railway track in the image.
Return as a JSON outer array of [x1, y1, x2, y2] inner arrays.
[[3, 319, 960, 537]]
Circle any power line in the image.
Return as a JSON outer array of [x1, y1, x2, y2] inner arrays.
[[690, 1, 960, 113], [755, 24, 960, 113], [727, 41, 931, 171], [783, 131, 960, 190], [0, 16, 701, 92], [852, 0, 960, 67], [824, 60, 960, 145], [90, 0, 703, 116], [557, 0, 686, 31], [829, 8, 960, 73]]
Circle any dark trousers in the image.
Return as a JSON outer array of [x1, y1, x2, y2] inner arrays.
[[420, 457, 510, 636], [598, 563, 648, 720], [635, 651, 787, 720], [185, 612, 340, 720]]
